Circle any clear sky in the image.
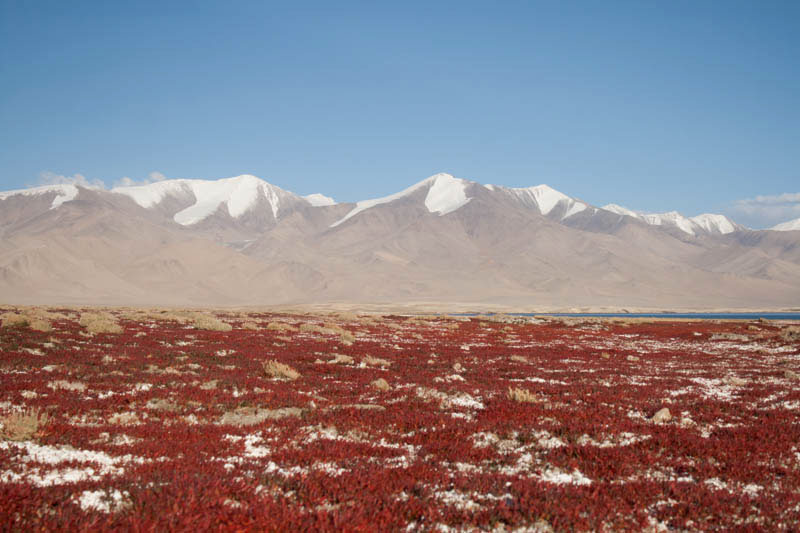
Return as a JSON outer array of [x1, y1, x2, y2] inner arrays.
[[1, 1, 798, 227]]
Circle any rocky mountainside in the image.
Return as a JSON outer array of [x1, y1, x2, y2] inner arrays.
[[1, 173, 798, 308]]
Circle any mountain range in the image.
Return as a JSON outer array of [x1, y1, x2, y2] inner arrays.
[[1, 173, 798, 309]]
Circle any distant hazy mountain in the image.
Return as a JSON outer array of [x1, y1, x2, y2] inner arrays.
[[1, 173, 798, 308]]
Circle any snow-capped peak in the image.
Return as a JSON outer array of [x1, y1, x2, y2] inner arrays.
[[490, 183, 587, 219], [0, 183, 80, 209], [330, 173, 471, 228], [113, 174, 297, 226], [771, 217, 800, 231], [303, 193, 336, 207], [601, 204, 737, 236]]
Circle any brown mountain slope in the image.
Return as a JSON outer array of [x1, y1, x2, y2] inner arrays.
[[0, 179, 799, 308]]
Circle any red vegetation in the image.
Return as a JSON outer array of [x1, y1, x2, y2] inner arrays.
[[1, 311, 799, 531]]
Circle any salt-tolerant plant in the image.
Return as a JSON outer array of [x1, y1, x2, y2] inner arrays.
[[1, 309, 797, 530], [263, 359, 300, 380]]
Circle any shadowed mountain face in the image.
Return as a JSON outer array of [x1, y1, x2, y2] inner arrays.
[[1, 173, 799, 308]]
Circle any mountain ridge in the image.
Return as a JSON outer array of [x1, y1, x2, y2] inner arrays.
[[1, 172, 799, 307], [2, 173, 759, 236]]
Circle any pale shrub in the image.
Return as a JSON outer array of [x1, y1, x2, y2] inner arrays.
[[328, 354, 354, 365], [0, 408, 50, 441], [192, 314, 232, 332], [507, 387, 538, 403], [267, 322, 298, 332], [363, 355, 391, 368], [1, 312, 29, 328], [79, 312, 123, 334], [371, 378, 391, 391]]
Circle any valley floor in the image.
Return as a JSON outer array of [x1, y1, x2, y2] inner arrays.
[[1, 308, 799, 530]]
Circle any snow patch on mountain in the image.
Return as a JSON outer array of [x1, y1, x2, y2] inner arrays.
[[772, 217, 800, 231], [691, 214, 736, 235], [331, 173, 470, 227], [425, 174, 470, 215], [114, 180, 190, 209], [113, 175, 297, 226], [0, 184, 79, 209], [603, 204, 637, 217], [602, 205, 736, 235], [303, 193, 336, 207], [492, 184, 587, 219]]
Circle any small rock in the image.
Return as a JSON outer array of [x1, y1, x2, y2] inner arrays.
[[453, 362, 465, 373], [651, 407, 672, 424]]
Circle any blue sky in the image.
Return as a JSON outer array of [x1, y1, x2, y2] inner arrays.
[[1, 1, 798, 227]]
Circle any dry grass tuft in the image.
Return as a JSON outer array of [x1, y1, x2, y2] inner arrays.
[[267, 322, 298, 333], [263, 360, 301, 380], [28, 317, 52, 332], [79, 312, 123, 334], [328, 354, 355, 365], [299, 323, 345, 336], [1, 312, 30, 328], [1, 308, 56, 332], [363, 355, 391, 368], [510, 355, 528, 363], [48, 380, 87, 392], [507, 387, 538, 403], [0, 408, 50, 441], [192, 314, 232, 332], [241, 321, 260, 330], [371, 378, 391, 392], [340, 331, 356, 345], [781, 326, 800, 342]]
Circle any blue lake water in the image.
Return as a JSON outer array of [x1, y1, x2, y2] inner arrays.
[[518, 312, 800, 320], [451, 312, 800, 320]]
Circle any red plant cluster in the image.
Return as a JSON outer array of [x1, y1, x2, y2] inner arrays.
[[1, 310, 799, 531]]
